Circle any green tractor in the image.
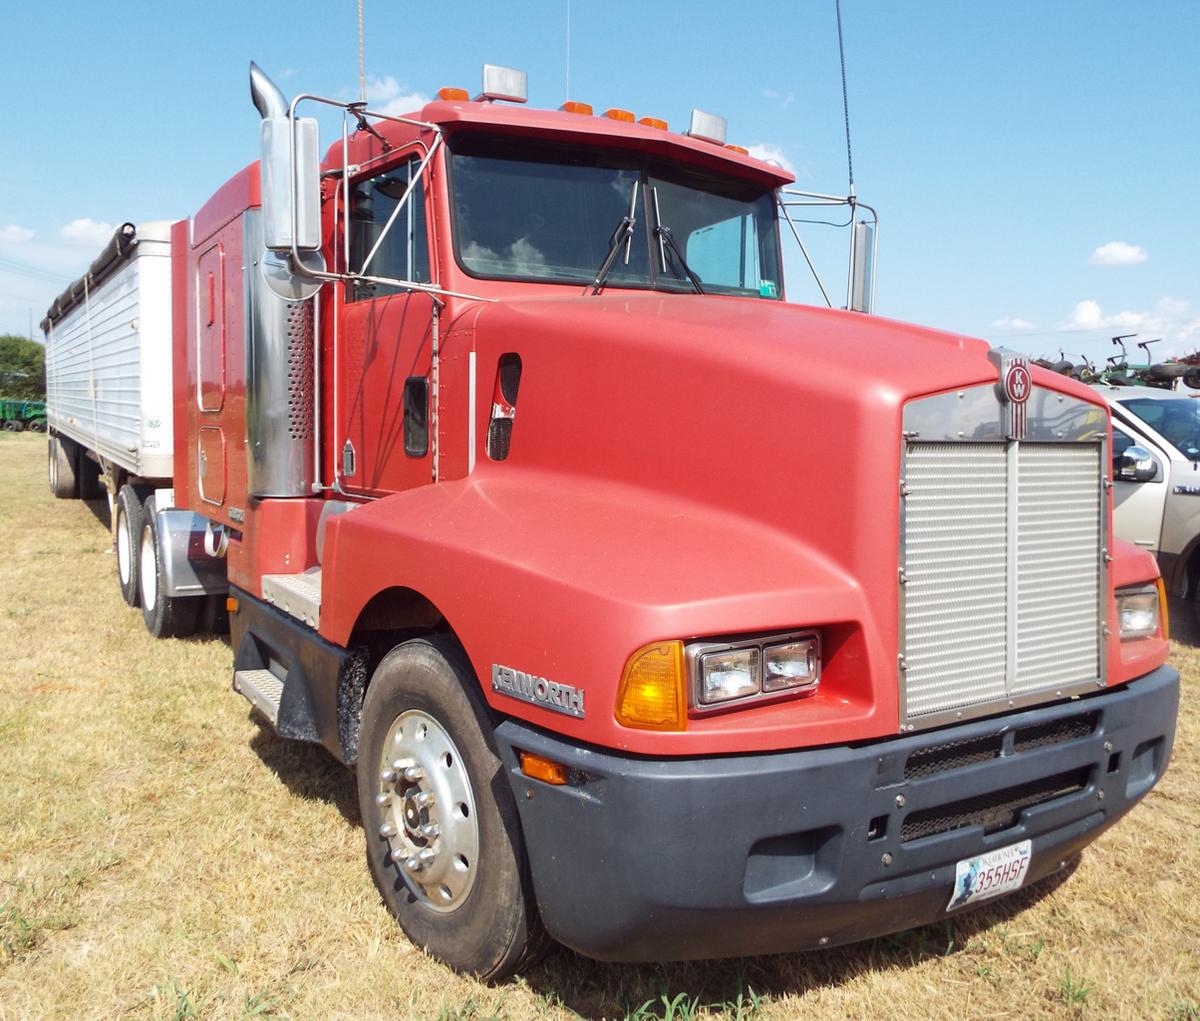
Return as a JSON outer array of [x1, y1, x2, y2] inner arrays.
[[0, 398, 46, 432]]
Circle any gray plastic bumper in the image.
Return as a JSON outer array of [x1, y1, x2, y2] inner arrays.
[[494, 665, 1179, 962]]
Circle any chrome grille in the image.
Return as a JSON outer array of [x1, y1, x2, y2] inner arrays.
[[901, 439, 1103, 726]]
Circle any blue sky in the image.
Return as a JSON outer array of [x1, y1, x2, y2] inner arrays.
[[1, 0, 1196, 367]]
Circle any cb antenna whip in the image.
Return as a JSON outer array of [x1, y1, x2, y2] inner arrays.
[[355, 0, 364, 101], [835, 0, 855, 198]]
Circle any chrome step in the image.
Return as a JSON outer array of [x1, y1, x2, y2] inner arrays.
[[234, 668, 284, 725], [261, 567, 322, 628]]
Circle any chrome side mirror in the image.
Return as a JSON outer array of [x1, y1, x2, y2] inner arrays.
[[848, 219, 875, 313], [251, 62, 321, 253], [1115, 445, 1157, 483]]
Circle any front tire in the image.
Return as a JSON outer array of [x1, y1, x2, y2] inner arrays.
[[138, 497, 199, 639], [357, 636, 543, 979]]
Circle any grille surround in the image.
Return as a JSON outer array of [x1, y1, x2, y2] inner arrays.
[[899, 384, 1107, 731]]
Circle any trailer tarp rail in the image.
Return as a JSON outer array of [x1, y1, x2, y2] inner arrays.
[[40, 222, 138, 332]]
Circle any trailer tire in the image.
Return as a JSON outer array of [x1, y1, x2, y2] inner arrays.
[[48, 436, 79, 499], [115, 484, 151, 607], [357, 636, 544, 980], [138, 497, 199, 639], [78, 453, 102, 500]]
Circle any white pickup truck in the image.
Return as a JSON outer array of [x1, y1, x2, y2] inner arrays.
[[1093, 382, 1200, 616]]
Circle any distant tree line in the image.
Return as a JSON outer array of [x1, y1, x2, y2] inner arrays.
[[0, 335, 45, 400]]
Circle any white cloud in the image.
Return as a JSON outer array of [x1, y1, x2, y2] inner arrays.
[[1060, 297, 1200, 353], [746, 144, 795, 175], [0, 225, 34, 244], [992, 316, 1038, 330], [60, 218, 115, 247], [1089, 241, 1148, 266], [363, 75, 430, 117], [762, 88, 796, 110]]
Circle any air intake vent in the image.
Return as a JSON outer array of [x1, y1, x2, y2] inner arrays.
[[285, 301, 314, 440]]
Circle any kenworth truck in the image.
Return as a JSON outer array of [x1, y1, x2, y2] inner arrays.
[[41, 63, 1178, 978]]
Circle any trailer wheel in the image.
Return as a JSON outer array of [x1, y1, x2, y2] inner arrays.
[[138, 497, 199, 639], [48, 436, 79, 499], [115, 484, 151, 607], [357, 636, 544, 979]]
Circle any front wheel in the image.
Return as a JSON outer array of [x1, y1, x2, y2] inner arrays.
[[357, 636, 543, 979]]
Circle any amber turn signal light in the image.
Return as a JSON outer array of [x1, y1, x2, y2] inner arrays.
[[615, 640, 687, 731], [225, 596, 239, 615], [437, 87, 470, 101], [1157, 577, 1170, 641], [519, 751, 568, 785]]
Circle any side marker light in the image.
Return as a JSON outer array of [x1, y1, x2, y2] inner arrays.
[[519, 751, 568, 785]]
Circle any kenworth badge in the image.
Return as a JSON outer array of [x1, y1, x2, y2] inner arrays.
[[990, 347, 1032, 440], [492, 664, 586, 718]]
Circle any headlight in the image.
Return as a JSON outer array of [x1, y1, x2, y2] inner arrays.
[[1117, 584, 1160, 640], [699, 648, 760, 704], [763, 638, 820, 692], [689, 631, 821, 710]]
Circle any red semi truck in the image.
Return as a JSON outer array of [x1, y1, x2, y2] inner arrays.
[[42, 63, 1178, 978]]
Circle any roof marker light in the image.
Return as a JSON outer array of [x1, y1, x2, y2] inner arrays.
[[604, 108, 635, 123], [725, 143, 749, 155], [560, 101, 594, 115], [639, 116, 668, 130], [437, 87, 470, 101], [478, 64, 527, 104], [687, 109, 727, 145]]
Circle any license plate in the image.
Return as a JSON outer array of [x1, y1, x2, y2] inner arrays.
[[946, 839, 1032, 911]]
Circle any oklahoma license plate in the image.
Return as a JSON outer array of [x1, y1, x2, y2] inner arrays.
[[946, 839, 1032, 911]]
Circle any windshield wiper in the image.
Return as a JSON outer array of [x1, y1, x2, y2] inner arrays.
[[589, 180, 639, 295], [650, 186, 705, 295]]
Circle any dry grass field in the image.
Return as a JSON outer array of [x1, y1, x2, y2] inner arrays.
[[0, 430, 1197, 1021]]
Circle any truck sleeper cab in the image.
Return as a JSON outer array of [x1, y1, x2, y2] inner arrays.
[[49, 63, 1178, 979]]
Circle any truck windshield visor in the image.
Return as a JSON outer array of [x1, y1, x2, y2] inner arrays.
[[1118, 397, 1200, 460], [447, 135, 782, 298]]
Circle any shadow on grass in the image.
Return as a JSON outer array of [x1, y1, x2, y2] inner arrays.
[[248, 720, 362, 828], [1168, 594, 1199, 646], [520, 860, 1079, 1019]]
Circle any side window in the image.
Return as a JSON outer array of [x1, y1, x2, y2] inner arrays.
[[348, 160, 429, 302], [1112, 426, 1135, 460]]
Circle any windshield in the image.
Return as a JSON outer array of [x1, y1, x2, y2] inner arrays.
[[1118, 397, 1200, 459], [447, 135, 783, 298]]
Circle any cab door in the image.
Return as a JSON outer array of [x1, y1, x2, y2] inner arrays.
[[337, 156, 434, 497]]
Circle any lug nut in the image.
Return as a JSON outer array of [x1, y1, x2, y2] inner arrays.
[[380, 768, 396, 784], [420, 822, 440, 838], [376, 793, 393, 808], [405, 856, 422, 871], [379, 822, 397, 838], [404, 765, 425, 782], [417, 847, 436, 864], [415, 791, 436, 808]]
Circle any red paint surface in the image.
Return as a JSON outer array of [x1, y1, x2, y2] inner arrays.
[[168, 97, 1169, 756]]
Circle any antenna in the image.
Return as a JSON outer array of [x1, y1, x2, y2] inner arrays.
[[834, 0, 855, 198], [565, 0, 572, 98], [357, 0, 366, 102]]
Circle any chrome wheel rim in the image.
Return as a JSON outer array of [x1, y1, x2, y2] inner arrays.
[[140, 525, 156, 610], [117, 507, 132, 586], [376, 709, 479, 913]]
